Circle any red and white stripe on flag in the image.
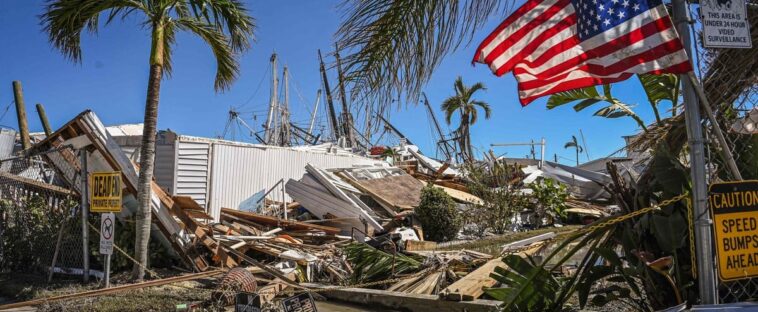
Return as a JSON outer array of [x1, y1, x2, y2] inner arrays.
[[473, 0, 692, 105]]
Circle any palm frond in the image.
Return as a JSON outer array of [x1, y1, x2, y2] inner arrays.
[[41, 0, 147, 62], [336, 0, 508, 111], [546, 87, 605, 110], [441, 97, 460, 124], [472, 100, 492, 119], [161, 21, 176, 76], [174, 17, 238, 90], [186, 0, 256, 52]]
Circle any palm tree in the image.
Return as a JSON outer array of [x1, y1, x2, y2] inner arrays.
[[41, 0, 255, 281], [564, 135, 584, 166], [441, 76, 491, 162]]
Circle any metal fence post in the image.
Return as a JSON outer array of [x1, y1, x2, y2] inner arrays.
[[81, 149, 90, 283], [672, 0, 718, 304]]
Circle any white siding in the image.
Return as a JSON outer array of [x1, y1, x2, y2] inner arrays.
[[175, 141, 210, 207], [207, 143, 380, 220], [154, 143, 176, 193]]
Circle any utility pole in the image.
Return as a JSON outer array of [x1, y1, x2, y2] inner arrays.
[[12, 81, 30, 150], [334, 44, 354, 147], [264, 54, 278, 145], [308, 89, 322, 136], [422, 93, 454, 161], [36, 103, 53, 136], [318, 50, 340, 142], [672, 0, 717, 303]]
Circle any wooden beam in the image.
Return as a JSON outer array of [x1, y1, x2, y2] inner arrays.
[[220, 208, 340, 234], [0, 270, 224, 310], [302, 283, 500, 312]]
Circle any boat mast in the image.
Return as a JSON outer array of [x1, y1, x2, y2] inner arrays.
[[264, 53, 278, 145]]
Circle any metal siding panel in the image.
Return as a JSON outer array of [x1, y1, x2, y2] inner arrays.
[[207, 143, 380, 220], [175, 140, 210, 208], [154, 143, 176, 193]]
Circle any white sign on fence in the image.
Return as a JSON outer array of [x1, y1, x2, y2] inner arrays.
[[99, 213, 115, 255], [701, 0, 752, 48]]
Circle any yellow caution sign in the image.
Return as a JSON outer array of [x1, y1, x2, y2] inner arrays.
[[710, 180, 758, 281], [90, 172, 123, 213]]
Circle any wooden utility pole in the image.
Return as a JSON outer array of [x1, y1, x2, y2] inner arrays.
[[36, 103, 53, 136], [318, 50, 340, 142], [12, 81, 30, 150], [334, 44, 354, 147]]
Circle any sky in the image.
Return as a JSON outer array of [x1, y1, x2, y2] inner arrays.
[[0, 0, 669, 165]]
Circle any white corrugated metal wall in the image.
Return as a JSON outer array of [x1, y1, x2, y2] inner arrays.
[[207, 143, 380, 220]]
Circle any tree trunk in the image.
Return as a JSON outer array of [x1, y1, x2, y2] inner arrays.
[[132, 23, 165, 282], [576, 148, 579, 166]]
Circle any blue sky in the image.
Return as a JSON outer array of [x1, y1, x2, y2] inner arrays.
[[0, 0, 668, 164]]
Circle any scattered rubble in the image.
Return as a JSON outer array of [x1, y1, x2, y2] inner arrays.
[[0, 110, 618, 311]]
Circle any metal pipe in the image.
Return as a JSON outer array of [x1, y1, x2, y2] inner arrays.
[[12, 81, 30, 150], [672, 0, 717, 303], [80, 149, 90, 283]]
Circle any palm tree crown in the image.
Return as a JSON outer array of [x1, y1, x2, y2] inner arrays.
[[564, 135, 583, 166], [441, 76, 491, 162], [42, 0, 255, 90]]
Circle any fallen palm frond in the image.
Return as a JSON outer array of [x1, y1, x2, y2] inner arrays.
[[343, 243, 423, 284]]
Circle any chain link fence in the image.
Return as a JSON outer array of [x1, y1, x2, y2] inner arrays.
[[691, 0, 758, 303], [0, 145, 92, 282]]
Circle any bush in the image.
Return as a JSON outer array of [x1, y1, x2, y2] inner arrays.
[[529, 178, 569, 224], [415, 185, 461, 242], [465, 162, 532, 235]]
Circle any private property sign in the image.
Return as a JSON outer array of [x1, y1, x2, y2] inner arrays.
[[710, 181, 758, 281], [701, 0, 752, 48], [90, 172, 122, 213]]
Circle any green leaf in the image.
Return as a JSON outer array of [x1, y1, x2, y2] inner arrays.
[[651, 213, 688, 252], [546, 87, 603, 109], [638, 74, 678, 105]]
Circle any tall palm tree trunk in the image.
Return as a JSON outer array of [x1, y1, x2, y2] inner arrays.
[[575, 148, 579, 166], [133, 24, 164, 281]]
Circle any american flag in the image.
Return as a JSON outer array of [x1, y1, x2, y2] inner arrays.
[[473, 0, 693, 105]]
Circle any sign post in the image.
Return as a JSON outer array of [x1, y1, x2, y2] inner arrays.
[[710, 181, 758, 281], [701, 0, 752, 49], [91, 171, 122, 288], [100, 212, 115, 288]]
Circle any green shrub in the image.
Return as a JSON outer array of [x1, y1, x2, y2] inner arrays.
[[415, 185, 461, 242], [529, 178, 569, 224]]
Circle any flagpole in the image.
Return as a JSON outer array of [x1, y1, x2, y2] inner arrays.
[[672, 0, 718, 304], [686, 71, 744, 180]]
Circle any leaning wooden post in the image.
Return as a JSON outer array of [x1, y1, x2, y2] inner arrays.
[[36, 103, 53, 137], [11, 81, 30, 150], [687, 72, 743, 180]]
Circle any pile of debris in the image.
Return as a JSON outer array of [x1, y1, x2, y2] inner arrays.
[[0, 109, 614, 311]]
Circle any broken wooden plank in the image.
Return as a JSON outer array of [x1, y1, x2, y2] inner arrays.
[[220, 208, 340, 234], [302, 283, 500, 312], [441, 242, 546, 301]]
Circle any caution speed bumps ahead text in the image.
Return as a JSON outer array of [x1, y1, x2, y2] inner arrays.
[[710, 181, 758, 281]]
